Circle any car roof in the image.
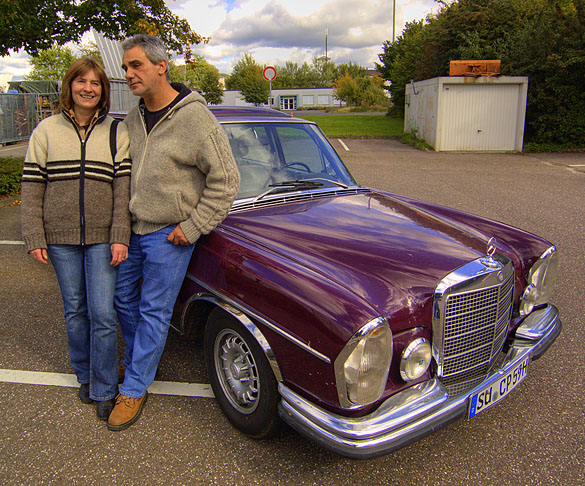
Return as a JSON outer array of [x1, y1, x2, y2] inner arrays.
[[208, 106, 313, 124], [208, 106, 291, 118]]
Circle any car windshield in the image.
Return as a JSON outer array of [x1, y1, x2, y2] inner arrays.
[[221, 122, 358, 200]]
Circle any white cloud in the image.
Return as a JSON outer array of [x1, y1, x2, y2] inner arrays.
[[0, 0, 439, 76]]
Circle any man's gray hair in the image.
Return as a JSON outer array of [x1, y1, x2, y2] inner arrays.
[[121, 34, 170, 80]]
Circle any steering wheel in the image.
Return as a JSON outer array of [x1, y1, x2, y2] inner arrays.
[[274, 162, 312, 173]]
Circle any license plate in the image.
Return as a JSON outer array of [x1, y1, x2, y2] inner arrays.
[[468, 357, 529, 419]]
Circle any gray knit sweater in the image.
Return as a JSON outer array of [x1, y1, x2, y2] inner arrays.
[[21, 111, 132, 252], [125, 88, 240, 244]]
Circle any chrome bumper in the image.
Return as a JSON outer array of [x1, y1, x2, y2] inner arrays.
[[278, 304, 561, 459]]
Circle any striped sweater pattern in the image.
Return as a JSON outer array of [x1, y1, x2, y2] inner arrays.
[[21, 111, 132, 251]]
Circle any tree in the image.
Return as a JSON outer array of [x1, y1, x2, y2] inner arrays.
[[169, 55, 223, 105], [226, 54, 269, 106], [25, 45, 77, 80], [333, 73, 360, 106], [376, 0, 585, 145], [0, 0, 207, 57]]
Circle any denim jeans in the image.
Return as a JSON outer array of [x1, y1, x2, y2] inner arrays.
[[114, 226, 195, 398], [47, 243, 119, 401]]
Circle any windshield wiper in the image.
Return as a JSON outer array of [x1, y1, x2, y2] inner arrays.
[[253, 180, 323, 201], [300, 178, 349, 189]]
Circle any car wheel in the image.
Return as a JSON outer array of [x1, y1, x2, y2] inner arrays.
[[204, 309, 281, 438]]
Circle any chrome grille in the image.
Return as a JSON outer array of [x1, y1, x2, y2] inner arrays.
[[433, 256, 515, 396]]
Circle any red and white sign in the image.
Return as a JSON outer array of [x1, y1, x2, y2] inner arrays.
[[263, 66, 277, 81]]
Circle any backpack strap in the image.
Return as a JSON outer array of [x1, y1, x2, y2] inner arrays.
[[109, 118, 120, 163]]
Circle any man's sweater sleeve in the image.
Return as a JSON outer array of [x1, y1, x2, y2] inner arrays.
[[21, 127, 48, 252], [180, 127, 240, 244]]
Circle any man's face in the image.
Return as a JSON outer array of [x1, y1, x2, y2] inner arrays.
[[121, 46, 166, 98]]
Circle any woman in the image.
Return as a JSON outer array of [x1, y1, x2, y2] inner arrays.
[[21, 57, 131, 421]]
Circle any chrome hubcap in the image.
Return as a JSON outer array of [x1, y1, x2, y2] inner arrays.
[[214, 329, 259, 414]]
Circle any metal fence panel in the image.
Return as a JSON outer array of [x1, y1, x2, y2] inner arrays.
[[0, 93, 39, 144]]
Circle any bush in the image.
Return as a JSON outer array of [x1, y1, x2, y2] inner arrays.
[[0, 157, 24, 196]]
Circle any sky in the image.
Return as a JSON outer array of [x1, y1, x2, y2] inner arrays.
[[0, 0, 439, 78]]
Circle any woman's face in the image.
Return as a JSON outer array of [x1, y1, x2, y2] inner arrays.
[[71, 69, 102, 113]]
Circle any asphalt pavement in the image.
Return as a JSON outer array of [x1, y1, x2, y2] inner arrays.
[[1, 139, 584, 485]]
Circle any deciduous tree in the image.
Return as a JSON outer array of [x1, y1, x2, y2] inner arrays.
[[226, 54, 269, 106], [0, 0, 207, 57]]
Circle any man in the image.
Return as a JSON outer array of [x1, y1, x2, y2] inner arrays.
[[108, 35, 240, 431]]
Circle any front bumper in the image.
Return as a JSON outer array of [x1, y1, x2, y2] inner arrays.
[[278, 304, 561, 459]]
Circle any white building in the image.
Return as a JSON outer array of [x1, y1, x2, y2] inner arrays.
[[220, 88, 344, 110]]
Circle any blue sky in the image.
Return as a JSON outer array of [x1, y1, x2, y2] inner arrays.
[[0, 0, 439, 78]]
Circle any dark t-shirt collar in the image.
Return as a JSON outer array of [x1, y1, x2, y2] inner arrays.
[[140, 83, 192, 134]]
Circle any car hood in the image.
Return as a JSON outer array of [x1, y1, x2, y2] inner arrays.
[[222, 191, 502, 327]]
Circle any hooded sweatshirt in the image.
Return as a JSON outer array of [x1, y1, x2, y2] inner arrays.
[[124, 84, 240, 244]]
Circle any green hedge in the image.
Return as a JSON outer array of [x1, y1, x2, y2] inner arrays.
[[0, 157, 24, 197]]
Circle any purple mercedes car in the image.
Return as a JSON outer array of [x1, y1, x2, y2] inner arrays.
[[171, 106, 561, 458]]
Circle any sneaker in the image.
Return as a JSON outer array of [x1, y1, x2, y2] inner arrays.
[[78, 384, 93, 404], [96, 398, 116, 421], [107, 392, 149, 431]]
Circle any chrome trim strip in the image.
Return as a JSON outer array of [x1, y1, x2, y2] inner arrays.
[[185, 274, 332, 364], [193, 295, 283, 382], [278, 304, 561, 459]]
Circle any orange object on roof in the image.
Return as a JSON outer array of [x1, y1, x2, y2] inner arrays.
[[449, 60, 501, 77]]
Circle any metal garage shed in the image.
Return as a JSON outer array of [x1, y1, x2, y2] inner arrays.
[[404, 76, 529, 152]]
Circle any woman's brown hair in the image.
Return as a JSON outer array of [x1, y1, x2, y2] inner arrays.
[[59, 57, 110, 114]]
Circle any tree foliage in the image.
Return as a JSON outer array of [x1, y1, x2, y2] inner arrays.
[[169, 55, 223, 105], [227, 55, 387, 108], [25, 45, 78, 81], [377, 0, 585, 144], [225, 54, 270, 106], [0, 0, 207, 57]]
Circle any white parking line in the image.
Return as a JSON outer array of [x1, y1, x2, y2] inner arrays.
[[568, 164, 585, 167], [337, 139, 350, 151], [0, 240, 24, 245], [0, 369, 215, 398]]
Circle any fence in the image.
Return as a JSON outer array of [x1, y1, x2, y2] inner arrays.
[[0, 82, 136, 145], [0, 93, 56, 144]]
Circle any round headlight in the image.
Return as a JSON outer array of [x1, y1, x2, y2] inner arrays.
[[520, 247, 559, 316], [400, 338, 432, 382]]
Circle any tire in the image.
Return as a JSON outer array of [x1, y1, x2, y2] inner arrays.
[[204, 309, 282, 438]]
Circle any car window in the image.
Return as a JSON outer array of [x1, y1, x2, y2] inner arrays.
[[222, 122, 356, 200]]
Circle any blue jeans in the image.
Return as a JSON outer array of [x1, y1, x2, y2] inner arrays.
[[47, 243, 119, 401], [114, 226, 195, 398]]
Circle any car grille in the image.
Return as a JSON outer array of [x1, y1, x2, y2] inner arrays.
[[433, 256, 515, 397]]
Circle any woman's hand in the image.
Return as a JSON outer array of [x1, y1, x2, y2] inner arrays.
[[110, 243, 128, 266], [29, 248, 48, 264]]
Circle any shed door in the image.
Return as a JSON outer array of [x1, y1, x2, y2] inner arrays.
[[439, 84, 520, 151]]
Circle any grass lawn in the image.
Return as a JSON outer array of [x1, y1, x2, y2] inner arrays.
[[299, 114, 404, 138]]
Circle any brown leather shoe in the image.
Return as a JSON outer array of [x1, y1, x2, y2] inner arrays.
[[107, 392, 148, 431]]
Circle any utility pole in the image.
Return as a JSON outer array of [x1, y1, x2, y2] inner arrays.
[[392, 0, 396, 42], [325, 27, 328, 62]]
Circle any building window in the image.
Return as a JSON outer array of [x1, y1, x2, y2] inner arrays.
[[280, 96, 297, 110], [303, 95, 314, 106], [318, 95, 329, 105]]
